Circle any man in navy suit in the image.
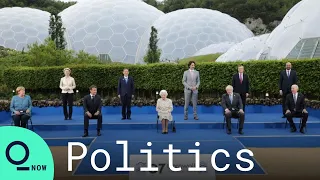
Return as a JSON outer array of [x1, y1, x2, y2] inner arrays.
[[279, 62, 298, 117], [118, 69, 135, 120], [232, 65, 250, 112]]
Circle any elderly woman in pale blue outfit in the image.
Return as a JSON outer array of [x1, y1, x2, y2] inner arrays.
[[10, 86, 32, 128], [156, 90, 173, 134]]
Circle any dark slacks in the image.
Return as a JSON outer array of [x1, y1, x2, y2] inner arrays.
[[239, 93, 247, 112], [286, 111, 308, 128], [121, 94, 132, 118], [84, 112, 102, 130], [225, 110, 245, 130], [62, 93, 74, 119], [13, 114, 30, 128], [282, 91, 290, 115]]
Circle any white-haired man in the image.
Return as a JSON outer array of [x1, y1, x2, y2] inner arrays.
[[221, 85, 245, 135], [285, 84, 308, 134]]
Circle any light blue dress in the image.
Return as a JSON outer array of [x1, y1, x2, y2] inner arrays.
[[10, 95, 32, 116]]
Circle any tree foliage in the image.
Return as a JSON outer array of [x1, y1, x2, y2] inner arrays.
[[144, 26, 161, 63], [49, 13, 66, 50]]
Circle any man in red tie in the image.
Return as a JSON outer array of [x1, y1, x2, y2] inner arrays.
[[279, 62, 298, 118], [232, 65, 250, 112]]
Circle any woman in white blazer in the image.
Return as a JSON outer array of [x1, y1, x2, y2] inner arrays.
[[60, 68, 76, 120]]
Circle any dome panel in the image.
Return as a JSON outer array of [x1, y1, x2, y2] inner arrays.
[[216, 34, 270, 62], [0, 7, 49, 50], [257, 0, 320, 60], [60, 0, 164, 63], [193, 42, 236, 56], [136, 8, 253, 63]]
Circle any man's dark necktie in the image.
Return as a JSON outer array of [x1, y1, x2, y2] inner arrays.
[[91, 96, 95, 103]]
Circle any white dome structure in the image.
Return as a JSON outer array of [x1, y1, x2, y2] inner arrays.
[[0, 7, 50, 51], [216, 34, 270, 62], [60, 0, 164, 64], [193, 42, 236, 56], [136, 8, 254, 63], [257, 0, 320, 60]]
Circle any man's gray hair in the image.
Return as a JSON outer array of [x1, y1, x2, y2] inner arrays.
[[226, 85, 233, 90], [159, 90, 168, 96]]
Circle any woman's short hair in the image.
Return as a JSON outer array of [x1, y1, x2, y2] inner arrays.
[[159, 90, 168, 96], [63, 68, 71, 72], [16, 86, 25, 93]]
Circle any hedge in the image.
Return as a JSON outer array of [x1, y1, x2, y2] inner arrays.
[[3, 59, 320, 99]]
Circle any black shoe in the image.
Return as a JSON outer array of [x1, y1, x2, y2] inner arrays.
[[97, 131, 101, 136], [64, 117, 68, 120], [300, 128, 305, 134], [69, 117, 72, 120], [121, 117, 126, 120], [227, 129, 231, 134], [162, 132, 165, 134], [238, 129, 244, 135], [82, 131, 88, 137], [291, 127, 297, 132], [127, 117, 131, 120]]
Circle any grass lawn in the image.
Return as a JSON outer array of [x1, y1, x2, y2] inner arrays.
[[178, 53, 221, 64]]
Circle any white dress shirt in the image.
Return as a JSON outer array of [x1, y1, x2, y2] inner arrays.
[[60, 76, 76, 93]]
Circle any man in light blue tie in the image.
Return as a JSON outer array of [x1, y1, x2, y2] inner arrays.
[[221, 85, 245, 134]]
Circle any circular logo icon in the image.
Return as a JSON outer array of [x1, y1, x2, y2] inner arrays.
[[0, 126, 54, 179]]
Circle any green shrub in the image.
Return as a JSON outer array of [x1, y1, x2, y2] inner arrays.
[[3, 59, 320, 100]]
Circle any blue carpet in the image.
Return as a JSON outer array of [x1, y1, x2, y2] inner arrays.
[[45, 138, 94, 146], [73, 140, 265, 175]]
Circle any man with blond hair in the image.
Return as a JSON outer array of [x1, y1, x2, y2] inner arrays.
[[285, 84, 308, 134], [221, 85, 245, 135]]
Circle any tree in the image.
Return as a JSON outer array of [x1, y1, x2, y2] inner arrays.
[[144, 26, 161, 64], [49, 13, 66, 50]]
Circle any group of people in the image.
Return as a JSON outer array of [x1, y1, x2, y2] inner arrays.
[[9, 61, 308, 137]]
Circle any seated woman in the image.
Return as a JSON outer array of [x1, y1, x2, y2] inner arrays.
[[156, 90, 173, 134], [10, 86, 32, 128]]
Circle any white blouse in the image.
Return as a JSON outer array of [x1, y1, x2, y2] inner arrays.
[[156, 98, 173, 121], [60, 76, 76, 93]]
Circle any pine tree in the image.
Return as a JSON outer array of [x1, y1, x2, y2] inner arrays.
[[144, 26, 161, 63], [49, 13, 66, 50]]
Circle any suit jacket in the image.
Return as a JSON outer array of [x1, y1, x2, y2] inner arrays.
[[60, 76, 76, 93], [83, 94, 102, 114], [285, 92, 305, 112], [182, 70, 200, 92], [117, 76, 135, 96], [232, 73, 250, 94], [221, 93, 243, 111], [279, 69, 298, 93]]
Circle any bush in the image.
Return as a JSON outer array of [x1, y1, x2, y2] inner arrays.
[[3, 59, 320, 100]]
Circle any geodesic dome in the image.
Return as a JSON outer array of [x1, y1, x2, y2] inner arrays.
[[257, 0, 320, 60], [60, 0, 164, 64], [0, 7, 50, 51], [216, 34, 269, 62], [193, 42, 235, 56], [136, 8, 253, 63]]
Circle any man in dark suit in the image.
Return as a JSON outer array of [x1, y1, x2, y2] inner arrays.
[[118, 68, 135, 120], [279, 62, 298, 117], [221, 85, 245, 135], [82, 85, 102, 137], [285, 84, 308, 134], [232, 65, 250, 112]]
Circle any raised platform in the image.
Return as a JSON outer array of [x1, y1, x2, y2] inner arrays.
[[1, 105, 320, 131]]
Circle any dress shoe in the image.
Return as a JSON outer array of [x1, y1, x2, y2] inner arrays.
[[64, 117, 68, 120], [162, 132, 165, 134], [121, 117, 126, 120], [227, 129, 231, 134], [127, 117, 131, 120], [238, 129, 244, 135], [97, 131, 101, 136], [69, 117, 72, 120], [300, 128, 305, 134], [194, 117, 199, 120], [291, 127, 297, 132], [82, 132, 88, 137]]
